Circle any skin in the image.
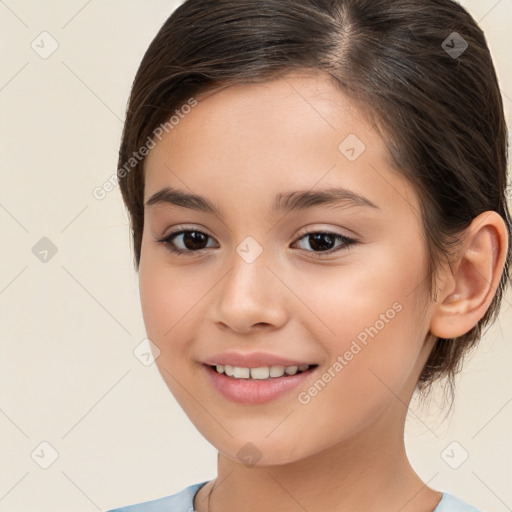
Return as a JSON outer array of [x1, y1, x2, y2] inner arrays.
[[138, 71, 508, 512]]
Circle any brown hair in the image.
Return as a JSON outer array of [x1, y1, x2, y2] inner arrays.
[[117, 0, 511, 396]]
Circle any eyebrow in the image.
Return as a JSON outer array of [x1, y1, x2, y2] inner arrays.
[[145, 186, 379, 219]]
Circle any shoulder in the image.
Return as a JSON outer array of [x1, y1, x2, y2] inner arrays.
[[105, 481, 209, 512], [434, 492, 483, 512]]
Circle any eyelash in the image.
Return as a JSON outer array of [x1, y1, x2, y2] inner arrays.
[[155, 227, 357, 258]]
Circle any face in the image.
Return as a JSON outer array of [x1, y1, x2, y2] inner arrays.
[[139, 72, 436, 466]]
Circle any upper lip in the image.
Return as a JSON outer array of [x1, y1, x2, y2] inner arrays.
[[203, 351, 316, 368]]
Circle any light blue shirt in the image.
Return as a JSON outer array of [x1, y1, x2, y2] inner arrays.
[[106, 481, 483, 511]]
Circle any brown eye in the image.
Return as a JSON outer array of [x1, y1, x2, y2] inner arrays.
[[156, 230, 218, 255], [177, 231, 209, 250], [293, 231, 356, 256]]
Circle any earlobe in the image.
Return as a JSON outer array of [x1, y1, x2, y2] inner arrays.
[[429, 211, 508, 339]]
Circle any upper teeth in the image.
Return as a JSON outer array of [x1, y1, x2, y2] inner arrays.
[[215, 364, 311, 379]]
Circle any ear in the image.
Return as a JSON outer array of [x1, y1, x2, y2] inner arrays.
[[429, 211, 509, 339]]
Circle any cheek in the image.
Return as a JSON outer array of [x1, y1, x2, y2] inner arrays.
[[138, 256, 207, 406], [296, 239, 429, 398], [290, 297, 427, 454], [138, 248, 199, 352], [296, 238, 427, 342]]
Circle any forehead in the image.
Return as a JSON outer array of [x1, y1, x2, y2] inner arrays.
[[143, 72, 420, 218]]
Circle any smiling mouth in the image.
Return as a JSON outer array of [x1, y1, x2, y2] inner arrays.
[[209, 363, 318, 380]]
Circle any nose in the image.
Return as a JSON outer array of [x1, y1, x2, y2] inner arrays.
[[212, 244, 289, 334]]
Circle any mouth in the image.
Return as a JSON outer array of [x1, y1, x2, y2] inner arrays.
[[203, 363, 319, 404], [209, 363, 318, 380]]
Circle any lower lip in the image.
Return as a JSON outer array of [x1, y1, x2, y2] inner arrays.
[[203, 364, 317, 404]]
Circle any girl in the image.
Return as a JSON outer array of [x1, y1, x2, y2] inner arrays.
[[108, 0, 511, 511]]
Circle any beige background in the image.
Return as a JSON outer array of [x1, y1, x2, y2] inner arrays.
[[0, 1, 511, 511]]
